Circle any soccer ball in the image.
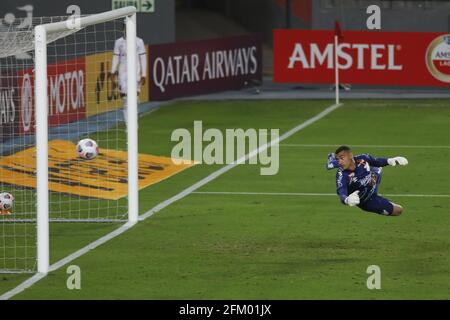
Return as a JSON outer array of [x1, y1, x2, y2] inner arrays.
[[76, 138, 99, 160], [0, 192, 14, 214]]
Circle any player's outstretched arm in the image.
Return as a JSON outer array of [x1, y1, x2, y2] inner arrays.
[[359, 154, 390, 167], [359, 154, 408, 167], [387, 156, 408, 166]]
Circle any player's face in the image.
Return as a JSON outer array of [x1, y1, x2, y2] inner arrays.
[[335, 150, 354, 170]]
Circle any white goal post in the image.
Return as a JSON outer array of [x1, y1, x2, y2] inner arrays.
[[31, 7, 138, 274]]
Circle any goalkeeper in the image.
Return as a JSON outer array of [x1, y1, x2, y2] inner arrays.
[[327, 146, 408, 216], [111, 23, 147, 125]]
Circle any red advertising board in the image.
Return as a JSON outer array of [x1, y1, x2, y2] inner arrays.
[[149, 35, 263, 100], [274, 29, 450, 87], [17, 56, 87, 135]]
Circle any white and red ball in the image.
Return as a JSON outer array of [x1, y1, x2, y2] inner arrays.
[[76, 138, 99, 160]]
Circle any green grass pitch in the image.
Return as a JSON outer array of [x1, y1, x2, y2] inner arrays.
[[0, 99, 449, 299]]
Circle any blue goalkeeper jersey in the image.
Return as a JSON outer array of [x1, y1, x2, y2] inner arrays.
[[336, 154, 389, 204]]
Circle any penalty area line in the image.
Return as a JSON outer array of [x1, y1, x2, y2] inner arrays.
[[0, 102, 342, 300], [192, 191, 450, 198]]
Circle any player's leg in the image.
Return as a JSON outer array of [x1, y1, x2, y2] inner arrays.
[[372, 168, 404, 215], [389, 202, 404, 216], [121, 86, 140, 127], [121, 93, 128, 124], [121, 90, 140, 126], [119, 75, 128, 125], [359, 195, 402, 216], [136, 92, 140, 129]]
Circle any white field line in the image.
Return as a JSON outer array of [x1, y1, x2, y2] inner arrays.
[[192, 191, 450, 198], [0, 102, 342, 300], [280, 144, 450, 149], [0, 222, 136, 300]]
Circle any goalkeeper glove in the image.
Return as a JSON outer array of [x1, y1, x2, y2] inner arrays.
[[344, 191, 360, 206], [387, 156, 408, 166]]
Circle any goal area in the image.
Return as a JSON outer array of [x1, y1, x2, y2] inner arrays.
[[0, 7, 139, 274]]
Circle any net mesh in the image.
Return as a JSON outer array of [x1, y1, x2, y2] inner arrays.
[[0, 16, 78, 59], [0, 14, 132, 272]]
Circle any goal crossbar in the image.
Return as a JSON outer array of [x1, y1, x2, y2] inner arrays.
[[39, 6, 136, 33]]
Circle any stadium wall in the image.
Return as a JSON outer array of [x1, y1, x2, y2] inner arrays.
[[0, 0, 175, 45], [204, 0, 450, 46], [312, 1, 450, 33], [204, 0, 312, 46]]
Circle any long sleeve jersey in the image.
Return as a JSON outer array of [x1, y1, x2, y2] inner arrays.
[[336, 154, 389, 204]]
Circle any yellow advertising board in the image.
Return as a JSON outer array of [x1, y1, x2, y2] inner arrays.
[[0, 140, 195, 200], [85, 46, 149, 117]]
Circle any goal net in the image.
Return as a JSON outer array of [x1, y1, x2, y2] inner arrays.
[[0, 7, 139, 273]]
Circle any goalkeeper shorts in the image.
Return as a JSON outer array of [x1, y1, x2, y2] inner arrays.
[[358, 194, 394, 216]]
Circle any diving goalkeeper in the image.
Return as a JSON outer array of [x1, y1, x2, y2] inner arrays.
[[111, 23, 147, 125], [327, 146, 408, 216]]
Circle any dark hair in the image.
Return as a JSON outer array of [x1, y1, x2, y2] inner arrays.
[[335, 145, 351, 154]]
